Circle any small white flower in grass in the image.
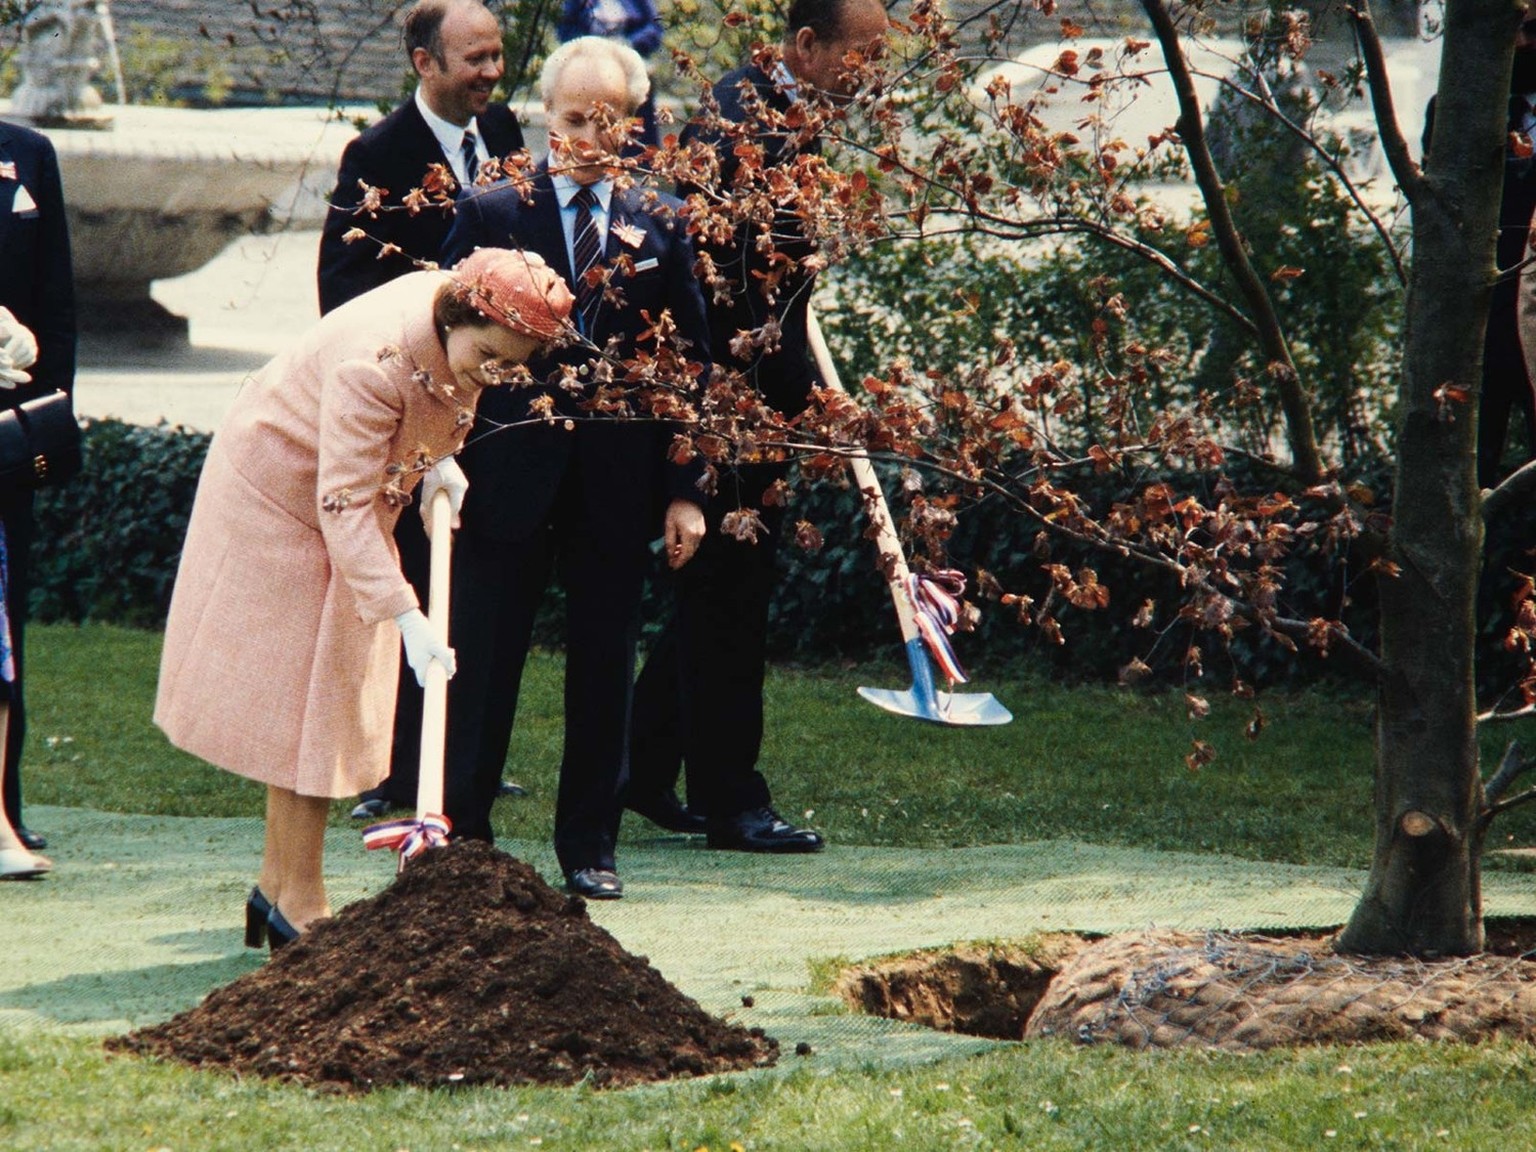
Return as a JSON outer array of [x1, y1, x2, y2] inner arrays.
[[1325, 1131, 1337, 1139], [1040, 1100, 1058, 1115], [890, 1087, 903, 1098], [1336, 1065, 1352, 1075], [1188, 1125, 1201, 1133], [1354, 1112, 1368, 1119], [935, 1083, 951, 1091]]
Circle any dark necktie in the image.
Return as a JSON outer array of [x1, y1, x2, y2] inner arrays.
[[570, 186, 604, 325], [459, 129, 479, 188]]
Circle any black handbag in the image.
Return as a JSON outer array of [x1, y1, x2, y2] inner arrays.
[[0, 390, 82, 492]]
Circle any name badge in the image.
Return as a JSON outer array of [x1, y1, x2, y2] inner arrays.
[[632, 257, 659, 273], [12, 184, 37, 215]]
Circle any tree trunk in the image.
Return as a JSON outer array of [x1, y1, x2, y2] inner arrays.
[[1338, 0, 1516, 956]]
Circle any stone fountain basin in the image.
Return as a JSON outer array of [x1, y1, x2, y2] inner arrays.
[[5, 102, 358, 339]]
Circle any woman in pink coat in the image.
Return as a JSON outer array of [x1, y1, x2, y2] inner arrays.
[[155, 248, 573, 948]]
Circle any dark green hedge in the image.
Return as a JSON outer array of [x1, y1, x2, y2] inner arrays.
[[32, 419, 210, 627], [31, 420, 1534, 700]]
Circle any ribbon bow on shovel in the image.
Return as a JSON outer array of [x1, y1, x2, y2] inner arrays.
[[806, 310, 1011, 728], [907, 569, 970, 686]]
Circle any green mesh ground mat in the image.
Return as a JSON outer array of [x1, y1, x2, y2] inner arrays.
[[8, 805, 1536, 1068]]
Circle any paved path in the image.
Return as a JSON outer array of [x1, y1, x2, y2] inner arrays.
[[74, 228, 326, 432]]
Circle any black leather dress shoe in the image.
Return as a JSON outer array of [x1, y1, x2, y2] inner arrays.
[[565, 867, 624, 899], [708, 807, 825, 853], [497, 779, 529, 798], [626, 788, 707, 835], [15, 827, 46, 851], [348, 795, 398, 820]]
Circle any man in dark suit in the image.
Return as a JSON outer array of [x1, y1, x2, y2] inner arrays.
[[319, 0, 522, 313], [440, 35, 710, 899], [626, 0, 889, 852], [318, 0, 525, 820], [1424, 13, 1536, 486], [0, 118, 76, 853]]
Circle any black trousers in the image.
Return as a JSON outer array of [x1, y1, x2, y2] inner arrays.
[[443, 473, 647, 874], [1480, 308, 1536, 487], [372, 514, 431, 809], [0, 490, 32, 830], [629, 461, 783, 819]]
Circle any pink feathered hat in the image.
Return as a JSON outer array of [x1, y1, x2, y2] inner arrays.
[[450, 248, 574, 339]]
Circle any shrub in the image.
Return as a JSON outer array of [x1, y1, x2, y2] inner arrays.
[[31, 419, 209, 627]]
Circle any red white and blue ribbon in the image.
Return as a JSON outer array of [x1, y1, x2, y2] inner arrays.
[[907, 569, 969, 685], [363, 814, 452, 871]]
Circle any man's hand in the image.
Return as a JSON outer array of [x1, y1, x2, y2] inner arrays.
[[0, 307, 37, 389], [663, 498, 706, 569]]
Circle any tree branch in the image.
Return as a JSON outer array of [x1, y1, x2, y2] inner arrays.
[[1141, 0, 1326, 484], [1194, 69, 1408, 286], [1347, 2, 1429, 203], [1484, 782, 1536, 822]]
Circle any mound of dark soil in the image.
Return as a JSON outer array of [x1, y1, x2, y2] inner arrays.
[[1026, 927, 1536, 1050], [109, 842, 777, 1090]]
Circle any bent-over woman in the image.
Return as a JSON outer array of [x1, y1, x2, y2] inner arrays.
[[155, 248, 573, 948]]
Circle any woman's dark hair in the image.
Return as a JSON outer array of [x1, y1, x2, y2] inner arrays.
[[433, 280, 491, 334]]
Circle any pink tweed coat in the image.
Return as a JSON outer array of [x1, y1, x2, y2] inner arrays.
[[155, 271, 476, 799]]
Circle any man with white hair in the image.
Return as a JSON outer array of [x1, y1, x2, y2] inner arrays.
[[438, 36, 711, 900]]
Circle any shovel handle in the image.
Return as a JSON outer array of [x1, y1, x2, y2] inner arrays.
[[416, 486, 453, 819], [805, 309, 922, 647]]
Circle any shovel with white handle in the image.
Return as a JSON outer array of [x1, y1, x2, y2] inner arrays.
[[362, 486, 455, 866], [806, 310, 1012, 727]]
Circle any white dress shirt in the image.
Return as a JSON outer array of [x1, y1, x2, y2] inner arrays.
[[551, 172, 615, 273], [414, 87, 486, 186]]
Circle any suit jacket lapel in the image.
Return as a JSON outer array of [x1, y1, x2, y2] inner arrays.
[[526, 167, 576, 287], [400, 100, 452, 173]]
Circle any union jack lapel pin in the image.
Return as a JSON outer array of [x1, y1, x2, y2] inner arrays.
[[611, 219, 645, 249]]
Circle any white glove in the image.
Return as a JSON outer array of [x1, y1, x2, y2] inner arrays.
[[0, 307, 37, 389], [395, 608, 456, 687], [420, 455, 468, 534]]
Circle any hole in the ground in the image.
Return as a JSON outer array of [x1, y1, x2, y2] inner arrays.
[[831, 934, 1096, 1039]]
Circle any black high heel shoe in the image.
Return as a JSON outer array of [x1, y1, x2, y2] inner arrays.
[[244, 886, 273, 949], [267, 905, 301, 951]]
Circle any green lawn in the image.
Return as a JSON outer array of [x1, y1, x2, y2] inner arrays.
[[10, 622, 1536, 1150], [23, 622, 1536, 868]]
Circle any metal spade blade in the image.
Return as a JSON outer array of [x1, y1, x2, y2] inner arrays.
[[857, 639, 1013, 726]]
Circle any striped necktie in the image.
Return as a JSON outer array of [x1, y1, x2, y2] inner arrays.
[[570, 186, 603, 324], [459, 129, 479, 188]]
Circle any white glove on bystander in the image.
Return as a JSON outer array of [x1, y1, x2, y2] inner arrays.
[[395, 608, 456, 687], [420, 454, 468, 533], [0, 307, 37, 389]]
